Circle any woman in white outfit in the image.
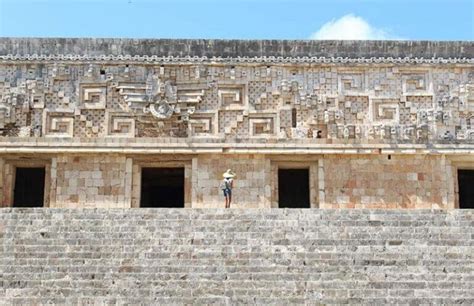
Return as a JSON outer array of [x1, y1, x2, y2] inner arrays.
[[221, 169, 235, 208]]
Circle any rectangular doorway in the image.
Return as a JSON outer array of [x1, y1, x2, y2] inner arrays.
[[458, 170, 474, 209], [13, 167, 45, 207], [278, 168, 310, 208], [140, 167, 184, 208]]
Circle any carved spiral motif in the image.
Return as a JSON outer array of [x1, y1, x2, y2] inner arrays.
[[149, 100, 174, 119]]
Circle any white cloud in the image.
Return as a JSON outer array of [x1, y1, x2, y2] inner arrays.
[[310, 14, 400, 40]]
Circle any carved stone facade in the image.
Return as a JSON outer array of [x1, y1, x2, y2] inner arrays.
[[1, 62, 473, 141], [0, 38, 473, 208]]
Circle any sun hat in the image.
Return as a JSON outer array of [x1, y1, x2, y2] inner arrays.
[[222, 169, 236, 178]]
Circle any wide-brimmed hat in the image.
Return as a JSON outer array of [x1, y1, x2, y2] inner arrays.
[[222, 169, 236, 178]]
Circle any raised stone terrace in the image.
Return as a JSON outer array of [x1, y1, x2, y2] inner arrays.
[[1, 208, 472, 304]]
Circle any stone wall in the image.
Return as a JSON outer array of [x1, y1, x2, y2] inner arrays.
[[189, 154, 458, 209], [51, 155, 132, 208], [1, 153, 468, 208], [0, 158, 6, 206], [191, 154, 271, 208], [1, 160, 15, 207], [321, 155, 453, 209], [1, 208, 472, 304]]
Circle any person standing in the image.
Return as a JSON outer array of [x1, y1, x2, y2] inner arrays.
[[221, 169, 235, 208]]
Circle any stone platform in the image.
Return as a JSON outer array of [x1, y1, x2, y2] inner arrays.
[[1, 208, 472, 304]]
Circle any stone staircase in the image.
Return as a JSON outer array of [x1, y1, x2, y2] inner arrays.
[[0, 208, 473, 304]]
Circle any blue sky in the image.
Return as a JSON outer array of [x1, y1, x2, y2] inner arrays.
[[0, 0, 473, 40]]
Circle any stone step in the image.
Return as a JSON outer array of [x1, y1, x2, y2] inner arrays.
[[0, 208, 473, 304]]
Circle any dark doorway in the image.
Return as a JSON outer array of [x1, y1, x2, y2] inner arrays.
[[458, 170, 474, 209], [278, 168, 310, 208], [140, 167, 184, 208], [13, 167, 45, 207]]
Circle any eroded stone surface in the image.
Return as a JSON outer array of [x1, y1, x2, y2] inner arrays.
[[0, 38, 472, 208], [0, 53, 473, 142], [0, 208, 472, 304]]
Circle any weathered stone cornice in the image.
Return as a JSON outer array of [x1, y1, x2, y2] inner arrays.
[[0, 38, 472, 64]]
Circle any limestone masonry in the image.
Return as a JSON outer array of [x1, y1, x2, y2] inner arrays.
[[1, 209, 472, 304], [0, 38, 473, 208]]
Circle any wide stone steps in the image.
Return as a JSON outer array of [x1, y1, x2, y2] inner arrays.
[[1, 208, 473, 304]]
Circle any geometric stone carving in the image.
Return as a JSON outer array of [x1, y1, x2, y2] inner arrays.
[[42, 110, 74, 137], [18, 126, 32, 137], [401, 72, 432, 95], [80, 84, 107, 109], [219, 88, 241, 105], [105, 111, 135, 137], [370, 98, 400, 124], [0, 56, 472, 144], [31, 94, 45, 109], [188, 112, 217, 137], [178, 89, 205, 104], [0, 102, 12, 129], [338, 72, 366, 95], [460, 84, 474, 111], [277, 79, 307, 106], [115, 82, 147, 103], [218, 83, 247, 110], [291, 126, 309, 138], [25, 79, 46, 109], [405, 95, 434, 110], [219, 110, 247, 135], [249, 113, 277, 137]]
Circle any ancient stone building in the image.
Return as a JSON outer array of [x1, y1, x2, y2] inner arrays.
[[1, 39, 473, 305], [0, 38, 473, 209]]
